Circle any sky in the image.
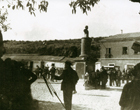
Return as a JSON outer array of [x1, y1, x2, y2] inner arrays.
[[1, 0, 140, 41]]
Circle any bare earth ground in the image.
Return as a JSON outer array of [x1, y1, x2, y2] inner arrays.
[[31, 79, 124, 110]]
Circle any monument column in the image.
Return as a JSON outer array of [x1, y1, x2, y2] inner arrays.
[[80, 25, 92, 58]]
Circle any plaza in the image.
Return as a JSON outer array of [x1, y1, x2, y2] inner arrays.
[[31, 79, 124, 110]]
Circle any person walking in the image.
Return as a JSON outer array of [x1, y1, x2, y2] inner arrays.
[[54, 60, 79, 110], [96, 69, 101, 86], [126, 68, 131, 84], [119, 63, 140, 110], [34, 65, 39, 78], [116, 68, 122, 87], [50, 63, 56, 82], [109, 69, 114, 86], [101, 66, 108, 89], [95, 69, 100, 88], [43, 65, 50, 79], [35, 65, 42, 78], [112, 68, 117, 86], [122, 69, 126, 84]]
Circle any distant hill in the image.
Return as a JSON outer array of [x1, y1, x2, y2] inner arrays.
[[3, 37, 105, 58]]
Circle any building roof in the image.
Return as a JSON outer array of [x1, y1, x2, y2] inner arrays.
[[109, 32, 140, 38], [1, 54, 85, 62], [100, 32, 140, 42]]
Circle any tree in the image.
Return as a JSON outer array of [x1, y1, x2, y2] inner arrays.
[[69, 0, 100, 14], [0, 0, 48, 57], [130, 0, 140, 3], [0, 0, 100, 30], [0, 0, 139, 34], [0, 0, 100, 58], [1, 0, 140, 57]]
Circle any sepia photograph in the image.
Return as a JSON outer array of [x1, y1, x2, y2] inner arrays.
[[1, 0, 140, 110]]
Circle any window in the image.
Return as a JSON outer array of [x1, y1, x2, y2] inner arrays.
[[105, 48, 112, 58], [122, 47, 128, 55], [127, 65, 134, 69], [106, 48, 111, 54], [108, 63, 115, 66], [126, 64, 134, 70]]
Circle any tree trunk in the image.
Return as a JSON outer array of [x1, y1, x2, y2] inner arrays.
[[0, 30, 4, 58]]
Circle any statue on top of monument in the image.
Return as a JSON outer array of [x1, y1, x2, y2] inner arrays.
[[83, 25, 89, 38]]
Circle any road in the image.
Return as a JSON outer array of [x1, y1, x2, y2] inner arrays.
[[31, 79, 124, 110]]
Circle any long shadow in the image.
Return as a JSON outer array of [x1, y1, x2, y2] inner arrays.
[[37, 80, 62, 84], [77, 93, 110, 97], [37, 100, 92, 110], [104, 87, 123, 92], [84, 86, 123, 92]]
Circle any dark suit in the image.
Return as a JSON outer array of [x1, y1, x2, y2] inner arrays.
[[55, 67, 79, 110], [101, 69, 108, 89], [119, 80, 140, 110]]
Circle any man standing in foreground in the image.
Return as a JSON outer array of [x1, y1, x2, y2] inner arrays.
[[54, 60, 79, 110]]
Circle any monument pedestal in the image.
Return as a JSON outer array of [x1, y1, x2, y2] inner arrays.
[[80, 37, 92, 57]]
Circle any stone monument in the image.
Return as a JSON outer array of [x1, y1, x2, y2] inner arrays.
[[83, 25, 89, 38], [80, 25, 92, 57], [80, 26, 93, 90]]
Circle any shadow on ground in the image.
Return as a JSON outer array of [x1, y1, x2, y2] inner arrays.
[[105, 87, 123, 92], [84, 86, 123, 92], [77, 93, 110, 97], [37, 100, 92, 110]]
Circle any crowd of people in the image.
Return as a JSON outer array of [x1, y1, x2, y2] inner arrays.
[[85, 66, 134, 89], [34, 63, 63, 82], [34, 61, 79, 110], [0, 59, 79, 110], [0, 58, 38, 110], [2, 56, 140, 110], [86, 63, 140, 109]]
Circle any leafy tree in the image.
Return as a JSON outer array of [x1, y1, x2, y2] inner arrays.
[[0, 0, 139, 35], [130, 0, 140, 3], [0, 0, 100, 31], [69, 0, 100, 14], [0, 0, 49, 57], [68, 46, 78, 57], [1, 0, 139, 57]]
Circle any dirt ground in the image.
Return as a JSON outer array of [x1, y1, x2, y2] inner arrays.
[[31, 79, 124, 110]]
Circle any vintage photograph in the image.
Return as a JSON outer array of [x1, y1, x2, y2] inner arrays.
[[0, 0, 140, 110]]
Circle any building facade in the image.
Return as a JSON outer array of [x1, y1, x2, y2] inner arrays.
[[96, 32, 140, 71]]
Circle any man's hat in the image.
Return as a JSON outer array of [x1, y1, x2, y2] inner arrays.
[[51, 63, 55, 66]]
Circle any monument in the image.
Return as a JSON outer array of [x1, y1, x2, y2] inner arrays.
[[80, 26, 95, 90], [83, 25, 89, 37], [80, 25, 92, 57]]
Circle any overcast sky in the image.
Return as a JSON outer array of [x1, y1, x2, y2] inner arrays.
[[2, 0, 140, 41]]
